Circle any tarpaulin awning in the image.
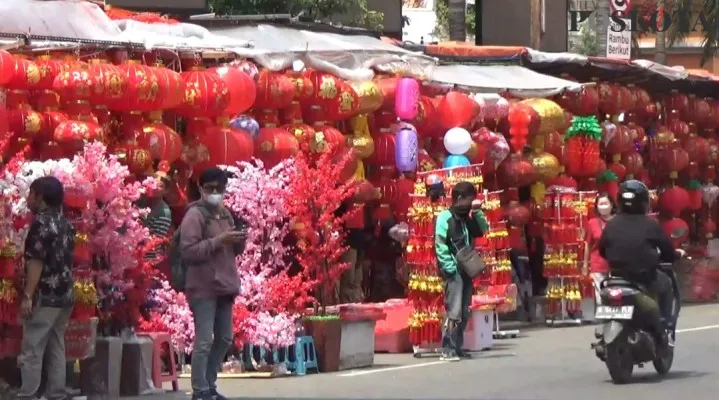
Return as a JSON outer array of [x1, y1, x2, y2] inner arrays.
[[430, 65, 583, 98], [205, 24, 437, 81]]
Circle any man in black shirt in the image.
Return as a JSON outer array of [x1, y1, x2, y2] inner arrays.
[[17, 176, 75, 400]]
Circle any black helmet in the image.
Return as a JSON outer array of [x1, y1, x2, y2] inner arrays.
[[617, 179, 649, 214]]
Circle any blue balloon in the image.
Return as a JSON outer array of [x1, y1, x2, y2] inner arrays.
[[443, 154, 471, 169], [230, 115, 260, 139]]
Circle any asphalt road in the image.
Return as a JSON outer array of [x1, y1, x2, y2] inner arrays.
[[149, 303, 719, 400]]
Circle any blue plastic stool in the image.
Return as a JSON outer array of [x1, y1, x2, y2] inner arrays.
[[243, 344, 291, 371], [291, 335, 318, 376]]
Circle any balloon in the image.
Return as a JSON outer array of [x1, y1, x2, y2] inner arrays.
[[395, 125, 418, 172], [230, 115, 260, 138], [394, 77, 420, 120], [443, 154, 471, 169], [475, 128, 510, 167], [443, 127, 472, 155], [496, 97, 510, 118]]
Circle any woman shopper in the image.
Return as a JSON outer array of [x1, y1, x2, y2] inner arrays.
[[584, 192, 617, 305]]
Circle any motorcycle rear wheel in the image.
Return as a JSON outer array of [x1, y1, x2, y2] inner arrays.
[[653, 342, 674, 375], [605, 332, 634, 384]]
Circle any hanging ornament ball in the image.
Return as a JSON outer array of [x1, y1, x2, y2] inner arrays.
[[230, 115, 260, 138], [443, 127, 472, 155], [443, 154, 471, 169]]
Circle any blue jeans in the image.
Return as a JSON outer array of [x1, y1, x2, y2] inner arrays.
[[441, 271, 473, 354], [189, 296, 234, 394]]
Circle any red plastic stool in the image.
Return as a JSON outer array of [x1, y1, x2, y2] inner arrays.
[[138, 332, 179, 391]]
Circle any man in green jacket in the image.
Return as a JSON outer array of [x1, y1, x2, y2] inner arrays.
[[434, 181, 489, 361]]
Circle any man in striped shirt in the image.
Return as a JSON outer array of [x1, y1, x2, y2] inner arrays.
[[143, 171, 173, 265]]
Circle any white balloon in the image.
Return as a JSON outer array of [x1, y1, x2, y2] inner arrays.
[[444, 127, 472, 155]]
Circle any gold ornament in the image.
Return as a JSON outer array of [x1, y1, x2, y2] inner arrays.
[[529, 150, 560, 181], [350, 81, 384, 113], [348, 115, 375, 159], [519, 98, 564, 136]]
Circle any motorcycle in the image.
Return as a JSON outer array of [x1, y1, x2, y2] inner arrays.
[[591, 261, 682, 384]]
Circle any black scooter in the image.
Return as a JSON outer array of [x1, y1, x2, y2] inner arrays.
[[591, 262, 681, 384]]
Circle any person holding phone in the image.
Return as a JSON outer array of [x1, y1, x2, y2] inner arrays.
[[179, 167, 246, 400]]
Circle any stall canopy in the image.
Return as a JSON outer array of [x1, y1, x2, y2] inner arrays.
[[430, 65, 583, 98], [204, 24, 437, 81]]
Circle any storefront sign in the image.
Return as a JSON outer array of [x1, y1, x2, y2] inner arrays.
[[606, 18, 631, 60]]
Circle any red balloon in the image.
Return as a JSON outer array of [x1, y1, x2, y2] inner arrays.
[[438, 92, 477, 130]]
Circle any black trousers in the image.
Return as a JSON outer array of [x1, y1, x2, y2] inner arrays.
[[645, 270, 675, 328]]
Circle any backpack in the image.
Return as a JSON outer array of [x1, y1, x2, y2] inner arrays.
[[169, 204, 213, 293]]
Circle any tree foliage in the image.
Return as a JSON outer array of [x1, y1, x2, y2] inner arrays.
[[433, 0, 475, 40], [571, 21, 600, 56], [209, 0, 384, 31]]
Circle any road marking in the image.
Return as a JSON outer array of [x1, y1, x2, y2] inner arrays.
[[676, 324, 719, 333], [338, 360, 447, 377]]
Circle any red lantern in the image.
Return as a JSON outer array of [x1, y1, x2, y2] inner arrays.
[[367, 131, 396, 167], [505, 202, 531, 227], [109, 62, 160, 112], [151, 64, 184, 110], [657, 145, 689, 179], [114, 141, 153, 174], [508, 104, 532, 152], [211, 66, 256, 115], [438, 92, 478, 130], [667, 119, 689, 141], [41, 110, 69, 141], [284, 123, 315, 151], [617, 85, 634, 113], [597, 82, 619, 115], [139, 122, 183, 162], [412, 96, 438, 136], [708, 100, 719, 129], [87, 60, 127, 106], [701, 220, 716, 240], [622, 152, 644, 178], [52, 68, 103, 103], [54, 120, 104, 153], [34, 55, 64, 91], [193, 125, 254, 173], [658, 187, 690, 217], [606, 125, 633, 160], [667, 92, 690, 120], [9, 109, 44, 143], [7, 56, 41, 90], [498, 155, 535, 187], [255, 70, 295, 110], [566, 86, 599, 116], [255, 127, 299, 168], [418, 149, 438, 172], [311, 124, 346, 153], [683, 135, 710, 165], [543, 130, 563, 160], [0, 50, 15, 86], [178, 68, 229, 117], [693, 97, 711, 127]]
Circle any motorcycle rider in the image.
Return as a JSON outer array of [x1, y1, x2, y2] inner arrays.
[[597, 180, 677, 347]]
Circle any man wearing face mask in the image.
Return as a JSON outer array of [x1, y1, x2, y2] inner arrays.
[[434, 182, 489, 361], [179, 167, 246, 400]]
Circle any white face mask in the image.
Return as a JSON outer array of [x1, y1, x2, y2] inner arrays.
[[597, 204, 612, 216], [204, 193, 224, 206]]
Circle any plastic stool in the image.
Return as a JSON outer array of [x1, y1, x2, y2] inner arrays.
[[138, 332, 179, 391], [292, 336, 318, 376]]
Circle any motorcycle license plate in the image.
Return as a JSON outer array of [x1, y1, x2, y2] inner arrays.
[[595, 305, 634, 320]]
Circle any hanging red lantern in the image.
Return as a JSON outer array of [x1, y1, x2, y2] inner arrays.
[[374, 77, 399, 108], [667, 119, 689, 141], [0, 50, 15, 86], [507, 104, 532, 152], [693, 97, 711, 127], [701, 219, 716, 240], [283, 123, 315, 151], [87, 60, 127, 106], [108, 62, 160, 112], [622, 152, 644, 179], [658, 187, 690, 217], [52, 68, 103, 104], [139, 122, 183, 162], [7, 56, 41, 91], [255, 70, 295, 110], [606, 124, 633, 161], [657, 145, 689, 179], [505, 202, 531, 227], [151, 64, 184, 110], [498, 154, 535, 187], [177, 68, 229, 117], [438, 92, 478, 130], [683, 135, 710, 165], [367, 131, 396, 167], [287, 71, 315, 103], [667, 92, 690, 120], [565, 86, 599, 116], [255, 127, 299, 168], [634, 87, 650, 113], [41, 110, 69, 142], [617, 85, 634, 113], [708, 100, 719, 129], [597, 82, 619, 116], [607, 162, 627, 181], [412, 95, 439, 137], [114, 141, 153, 174], [54, 120, 104, 154], [373, 109, 398, 130], [193, 125, 254, 173], [211, 65, 256, 115], [34, 55, 64, 91], [543, 130, 564, 160], [303, 70, 359, 121], [9, 109, 44, 143], [311, 124, 346, 153]]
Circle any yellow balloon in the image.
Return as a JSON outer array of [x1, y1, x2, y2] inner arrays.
[[519, 98, 565, 136]]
